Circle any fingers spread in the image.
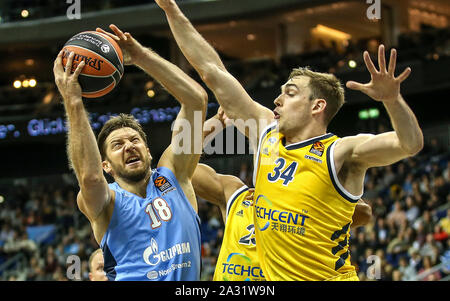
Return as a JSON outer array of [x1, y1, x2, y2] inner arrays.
[[65, 52, 75, 77], [346, 81, 366, 91], [72, 61, 85, 79], [110, 24, 127, 40], [363, 51, 378, 74], [378, 44, 386, 73], [388, 48, 397, 76], [396, 67, 411, 83], [96, 27, 120, 41]]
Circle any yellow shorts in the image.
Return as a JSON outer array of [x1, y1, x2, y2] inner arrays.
[[325, 271, 359, 281]]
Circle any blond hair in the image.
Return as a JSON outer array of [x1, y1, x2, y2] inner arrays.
[[289, 67, 345, 125], [88, 248, 103, 271]]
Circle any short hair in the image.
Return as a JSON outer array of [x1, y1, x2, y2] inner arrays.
[[88, 248, 103, 271], [97, 113, 148, 160], [289, 67, 345, 125]]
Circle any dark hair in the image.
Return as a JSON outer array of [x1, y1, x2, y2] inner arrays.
[[289, 67, 345, 125], [97, 113, 147, 160]]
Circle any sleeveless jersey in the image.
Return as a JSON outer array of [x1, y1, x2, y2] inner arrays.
[[100, 166, 201, 281], [253, 122, 361, 281], [213, 186, 265, 281]]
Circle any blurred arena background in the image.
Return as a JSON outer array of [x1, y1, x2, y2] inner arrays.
[[0, 0, 449, 281]]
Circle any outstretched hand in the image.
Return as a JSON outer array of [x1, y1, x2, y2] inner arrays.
[[53, 50, 85, 103], [346, 45, 411, 103], [96, 24, 143, 66]]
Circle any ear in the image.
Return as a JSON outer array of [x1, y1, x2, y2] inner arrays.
[[102, 160, 113, 175], [312, 98, 327, 116], [88, 272, 93, 281]]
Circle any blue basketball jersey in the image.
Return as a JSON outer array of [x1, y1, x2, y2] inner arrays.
[[100, 166, 201, 281]]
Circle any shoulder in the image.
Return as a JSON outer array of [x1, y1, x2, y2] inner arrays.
[[331, 134, 374, 172], [333, 134, 375, 158], [334, 134, 374, 149]]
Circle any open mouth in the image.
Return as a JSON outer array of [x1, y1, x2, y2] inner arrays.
[[125, 156, 141, 166], [273, 110, 280, 120]]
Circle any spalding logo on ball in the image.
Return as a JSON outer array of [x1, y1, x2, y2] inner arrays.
[[62, 31, 124, 98]]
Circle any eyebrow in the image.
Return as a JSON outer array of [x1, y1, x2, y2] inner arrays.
[[281, 83, 299, 92], [109, 134, 139, 144]]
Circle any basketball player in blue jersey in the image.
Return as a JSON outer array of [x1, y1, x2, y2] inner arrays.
[[156, 0, 423, 280], [53, 24, 207, 281]]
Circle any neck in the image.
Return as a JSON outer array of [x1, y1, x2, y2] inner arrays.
[[282, 123, 327, 146], [115, 170, 152, 198]]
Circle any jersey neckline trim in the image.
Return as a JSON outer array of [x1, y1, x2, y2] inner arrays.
[[284, 133, 335, 150]]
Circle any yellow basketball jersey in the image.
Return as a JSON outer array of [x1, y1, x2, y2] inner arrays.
[[213, 186, 265, 281], [253, 122, 361, 281]]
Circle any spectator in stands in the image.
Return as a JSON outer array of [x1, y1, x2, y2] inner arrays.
[[418, 255, 441, 281], [420, 233, 442, 263], [386, 201, 408, 228], [439, 209, 450, 234], [405, 196, 420, 223], [392, 269, 402, 281], [398, 256, 417, 280], [433, 224, 449, 242]]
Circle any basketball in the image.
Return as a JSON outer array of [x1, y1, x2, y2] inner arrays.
[[62, 31, 124, 98]]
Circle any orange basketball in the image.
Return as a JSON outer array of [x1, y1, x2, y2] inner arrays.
[[62, 31, 124, 98]]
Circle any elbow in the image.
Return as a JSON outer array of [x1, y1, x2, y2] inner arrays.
[[405, 134, 424, 156], [79, 173, 104, 189], [200, 63, 226, 87], [189, 88, 208, 111]]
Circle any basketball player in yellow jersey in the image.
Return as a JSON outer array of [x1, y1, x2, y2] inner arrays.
[[193, 110, 263, 281], [192, 109, 372, 281], [156, 0, 423, 280]]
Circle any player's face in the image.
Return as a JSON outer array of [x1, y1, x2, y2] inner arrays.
[[273, 76, 313, 135], [104, 127, 152, 182], [89, 252, 108, 281]]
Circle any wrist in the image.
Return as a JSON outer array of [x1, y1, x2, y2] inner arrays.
[[383, 94, 402, 106], [163, 1, 178, 14], [63, 96, 84, 110]]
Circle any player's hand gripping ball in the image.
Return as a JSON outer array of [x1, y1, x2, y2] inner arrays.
[[62, 31, 124, 98]]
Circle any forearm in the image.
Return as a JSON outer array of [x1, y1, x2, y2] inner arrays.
[[162, 2, 226, 75], [64, 99, 104, 183], [383, 95, 423, 155], [133, 46, 206, 109]]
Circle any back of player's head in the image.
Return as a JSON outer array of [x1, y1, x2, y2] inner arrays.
[[289, 67, 345, 126], [97, 113, 148, 160], [88, 248, 103, 272]]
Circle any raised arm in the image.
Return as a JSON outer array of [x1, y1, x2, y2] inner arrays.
[[155, 0, 274, 145], [53, 51, 113, 234], [97, 25, 207, 180], [192, 163, 247, 222], [336, 45, 423, 170]]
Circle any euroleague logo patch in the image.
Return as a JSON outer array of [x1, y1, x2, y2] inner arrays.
[[309, 141, 325, 157], [154, 176, 172, 193]]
